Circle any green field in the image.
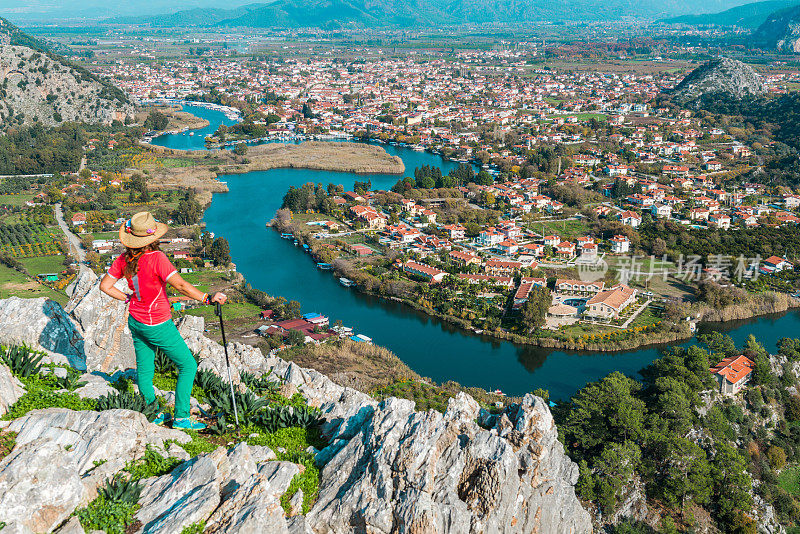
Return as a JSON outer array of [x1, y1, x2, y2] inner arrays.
[[531, 219, 590, 240], [19, 255, 67, 275], [178, 270, 230, 294], [0, 264, 68, 305], [0, 194, 36, 207], [184, 302, 262, 322], [779, 464, 800, 495]]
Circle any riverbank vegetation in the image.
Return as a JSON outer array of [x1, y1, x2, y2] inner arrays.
[[557, 333, 800, 532]]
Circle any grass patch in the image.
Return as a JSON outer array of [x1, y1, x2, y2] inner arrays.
[[373, 379, 453, 413], [0, 193, 36, 207], [0, 431, 16, 461], [18, 255, 67, 275], [74, 498, 140, 534], [181, 521, 206, 534], [3, 373, 96, 420], [174, 430, 220, 457], [0, 264, 68, 305], [779, 464, 800, 495], [184, 302, 262, 322], [124, 445, 182, 479]]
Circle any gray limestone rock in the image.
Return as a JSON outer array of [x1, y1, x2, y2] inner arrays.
[[55, 516, 87, 534], [65, 270, 136, 373], [307, 392, 592, 534], [7, 407, 190, 493], [0, 438, 87, 533], [134, 447, 229, 534], [0, 363, 24, 416], [0, 297, 85, 370], [204, 461, 301, 534]]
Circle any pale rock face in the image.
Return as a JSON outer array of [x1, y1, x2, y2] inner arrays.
[[307, 393, 592, 534], [135, 443, 298, 534], [0, 439, 87, 533], [54, 516, 87, 534], [0, 297, 85, 369], [65, 270, 136, 373], [0, 363, 25, 416], [204, 461, 301, 534], [134, 447, 229, 534], [0, 283, 595, 534]]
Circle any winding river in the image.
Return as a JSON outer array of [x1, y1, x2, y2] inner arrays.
[[152, 105, 800, 401]]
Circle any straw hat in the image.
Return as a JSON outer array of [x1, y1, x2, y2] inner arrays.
[[119, 211, 168, 249]]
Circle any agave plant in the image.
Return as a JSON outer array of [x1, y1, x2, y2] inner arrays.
[[239, 370, 279, 397], [98, 473, 143, 505], [154, 348, 175, 375], [208, 389, 268, 426], [96, 391, 159, 422], [1, 345, 44, 378], [53, 367, 87, 391], [292, 406, 322, 429], [194, 369, 224, 397]]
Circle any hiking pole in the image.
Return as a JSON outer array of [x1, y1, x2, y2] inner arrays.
[[215, 301, 240, 431]]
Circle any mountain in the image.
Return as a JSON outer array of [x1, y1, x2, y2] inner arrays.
[[103, 0, 757, 27], [658, 0, 799, 28], [668, 57, 765, 106], [752, 4, 800, 52], [0, 269, 593, 533], [0, 16, 132, 128], [109, 4, 260, 26]]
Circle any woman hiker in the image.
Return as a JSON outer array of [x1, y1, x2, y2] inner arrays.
[[100, 211, 226, 430]]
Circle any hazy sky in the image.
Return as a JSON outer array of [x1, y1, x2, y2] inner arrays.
[[0, 0, 260, 20], [0, 0, 754, 22]]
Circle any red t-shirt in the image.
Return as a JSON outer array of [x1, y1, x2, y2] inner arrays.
[[108, 251, 177, 325]]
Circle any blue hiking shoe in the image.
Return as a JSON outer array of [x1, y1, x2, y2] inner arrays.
[[173, 417, 206, 430], [152, 412, 172, 426]]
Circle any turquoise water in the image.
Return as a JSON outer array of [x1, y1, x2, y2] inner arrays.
[[154, 107, 800, 400], [149, 104, 238, 151]]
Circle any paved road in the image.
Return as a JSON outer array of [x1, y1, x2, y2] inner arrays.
[[55, 203, 87, 264]]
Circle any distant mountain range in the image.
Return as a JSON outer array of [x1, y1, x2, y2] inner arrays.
[[0, 16, 132, 127], [104, 0, 757, 27], [752, 4, 800, 51], [659, 0, 800, 28]]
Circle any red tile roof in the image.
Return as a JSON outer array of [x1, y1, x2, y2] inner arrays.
[[710, 355, 754, 385]]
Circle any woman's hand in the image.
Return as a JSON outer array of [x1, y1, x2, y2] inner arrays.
[[99, 273, 130, 302], [211, 292, 227, 305]]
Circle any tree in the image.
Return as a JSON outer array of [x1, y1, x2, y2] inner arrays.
[[520, 287, 550, 332], [286, 329, 305, 346], [209, 237, 231, 266], [143, 110, 169, 131], [233, 142, 248, 156]]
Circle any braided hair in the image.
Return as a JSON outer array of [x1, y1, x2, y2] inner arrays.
[[122, 241, 161, 280]]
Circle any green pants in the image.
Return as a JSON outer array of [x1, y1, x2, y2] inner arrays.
[[128, 316, 197, 419]]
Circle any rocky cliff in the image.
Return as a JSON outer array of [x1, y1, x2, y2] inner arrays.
[[0, 270, 593, 533], [668, 57, 765, 106], [752, 4, 800, 53], [0, 17, 132, 128]]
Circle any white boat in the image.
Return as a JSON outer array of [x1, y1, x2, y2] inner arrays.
[[339, 277, 355, 287]]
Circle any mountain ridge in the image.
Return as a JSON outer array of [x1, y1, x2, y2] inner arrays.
[[0, 16, 132, 128], [100, 0, 757, 27], [752, 3, 800, 51], [658, 0, 800, 28]]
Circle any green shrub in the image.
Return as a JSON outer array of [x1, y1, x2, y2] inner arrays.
[[75, 498, 139, 534], [4, 390, 95, 420], [124, 445, 182, 479], [181, 521, 206, 534], [1, 345, 44, 378], [96, 391, 158, 422], [52, 367, 87, 391], [75, 474, 143, 534]]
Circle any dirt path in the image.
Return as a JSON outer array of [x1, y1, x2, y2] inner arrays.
[[55, 203, 87, 265]]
